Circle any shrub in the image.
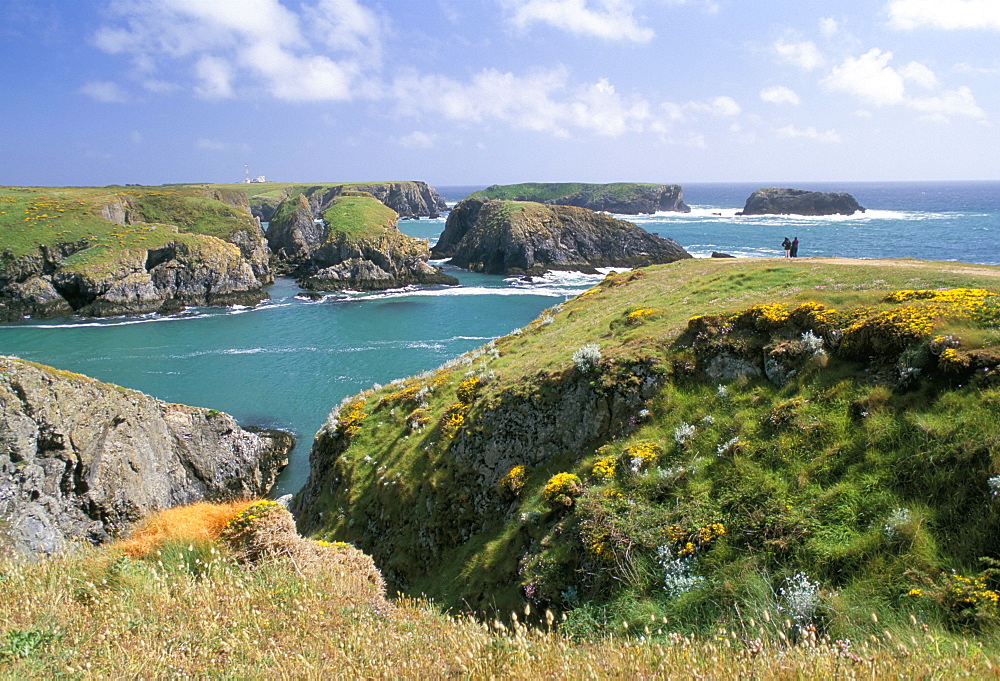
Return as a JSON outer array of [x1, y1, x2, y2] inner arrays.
[[543, 473, 583, 507], [572, 343, 602, 373], [499, 465, 528, 496]]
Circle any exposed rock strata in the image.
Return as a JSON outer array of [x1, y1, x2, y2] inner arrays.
[[268, 193, 458, 291], [472, 182, 691, 215], [431, 198, 691, 275], [0, 356, 293, 557], [0, 189, 273, 321], [737, 188, 865, 216]]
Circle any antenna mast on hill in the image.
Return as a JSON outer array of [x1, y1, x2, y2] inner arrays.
[[243, 163, 250, 183]]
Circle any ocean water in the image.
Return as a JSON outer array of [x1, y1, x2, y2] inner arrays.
[[1, 181, 998, 495]]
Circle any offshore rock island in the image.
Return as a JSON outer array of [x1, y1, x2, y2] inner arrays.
[[469, 182, 691, 214], [737, 187, 866, 216], [432, 197, 691, 275], [0, 356, 293, 557]]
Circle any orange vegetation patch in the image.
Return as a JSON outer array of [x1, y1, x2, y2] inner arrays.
[[117, 500, 257, 557]]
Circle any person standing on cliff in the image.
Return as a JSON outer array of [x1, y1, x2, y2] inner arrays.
[[782, 237, 791, 258], [791, 237, 799, 257]]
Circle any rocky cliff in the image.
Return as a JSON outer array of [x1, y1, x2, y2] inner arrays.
[[249, 181, 447, 222], [268, 193, 457, 290], [0, 186, 274, 321], [292, 258, 1000, 627], [737, 187, 865, 216], [430, 198, 691, 275], [470, 182, 691, 215], [0, 356, 293, 557]]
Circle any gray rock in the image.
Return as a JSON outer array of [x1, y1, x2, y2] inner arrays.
[[0, 356, 293, 557], [431, 198, 691, 275], [737, 188, 865, 216]]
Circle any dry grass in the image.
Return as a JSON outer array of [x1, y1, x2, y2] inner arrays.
[[115, 500, 254, 557], [0, 502, 994, 677]]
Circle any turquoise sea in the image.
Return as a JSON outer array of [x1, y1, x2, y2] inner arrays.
[[2, 181, 998, 494]]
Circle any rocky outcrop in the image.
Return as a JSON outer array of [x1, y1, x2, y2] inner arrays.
[[268, 193, 458, 291], [0, 356, 293, 557], [0, 233, 267, 321], [471, 183, 691, 215], [737, 188, 865, 216], [0, 187, 274, 321], [251, 181, 447, 222], [431, 198, 691, 275]]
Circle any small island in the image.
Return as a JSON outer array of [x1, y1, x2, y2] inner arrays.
[[736, 187, 865, 216], [469, 182, 691, 214], [431, 197, 691, 275]]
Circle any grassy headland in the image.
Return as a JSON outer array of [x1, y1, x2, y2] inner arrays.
[[296, 257, 1000, 646]]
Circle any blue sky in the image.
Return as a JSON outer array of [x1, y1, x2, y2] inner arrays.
[[3, 0, 1000, 186]]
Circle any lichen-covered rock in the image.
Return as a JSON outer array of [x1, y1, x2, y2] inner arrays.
[[0, 357, 293, 557], [431, 198, 691, 275], [737, 188, 865, 216]]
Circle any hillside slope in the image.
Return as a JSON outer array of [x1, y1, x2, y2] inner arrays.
[[295, 257, 1000, 637]]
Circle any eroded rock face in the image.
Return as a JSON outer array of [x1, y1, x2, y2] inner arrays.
[[737, 188, 865, 216], [267, 194, 458, 291], [431, 198, 691, 275], [0, 357, 293, 556]]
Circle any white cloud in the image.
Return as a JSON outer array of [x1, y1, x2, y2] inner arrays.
[[92, 0, 382, 101], [899, 61, 939, 89], [823, 48, 906, 106], [773, 39, 824, 71], [909, 86, 986, 121], [79, 80, 130, 102], [196, 138, 226, 151], [194, 56, 234, 98], [824, 48, 985, 121], [887, 0, 1000, 31], [776, 125, 842, 143], [398, 131, 436, 148], [760, 86, 800, 106], [506, 0, 655, 42], [820, 17, 839, 36]]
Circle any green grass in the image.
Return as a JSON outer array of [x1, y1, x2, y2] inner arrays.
[[321, 194, 399, 240], [1, 537, 994, 677], [300, 257, 1000, 643], [0, 185, 258, 261], [470, 182, 663, 204]]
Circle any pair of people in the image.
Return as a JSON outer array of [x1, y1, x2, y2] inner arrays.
[[782, 236, 799, 258]]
